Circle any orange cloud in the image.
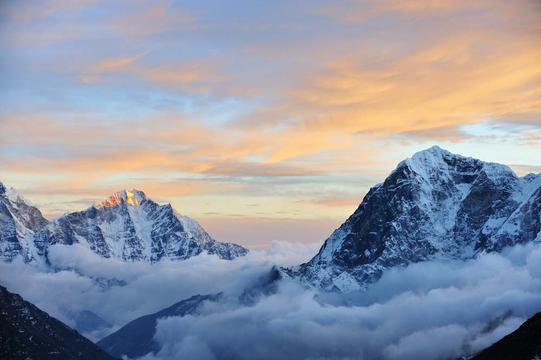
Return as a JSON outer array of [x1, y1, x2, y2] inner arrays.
[[80, 53, 223, 91], [282, 33, 541, 141], [94, 52, 148, 73]]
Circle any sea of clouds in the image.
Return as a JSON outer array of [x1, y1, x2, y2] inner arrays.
[[1, 241, 541, 360]]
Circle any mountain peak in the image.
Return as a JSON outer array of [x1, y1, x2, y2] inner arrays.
[[96, 189, 147, 208], [412, 144, 450, 159], [394, 145, 516, 183], [407, 145, 453, 172], [0, 183, 31, 205]]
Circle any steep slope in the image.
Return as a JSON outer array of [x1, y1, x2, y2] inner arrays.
[[471, 312, 541, 360], [0, 182, 48, 262], [289, 146, 541, 292], [0, 285, 117, 360], [97, 293, 221, 359]]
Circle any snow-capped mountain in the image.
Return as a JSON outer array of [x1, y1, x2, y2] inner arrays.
[[288, 146, 541, 292], [0, 182, 48, 262], [39, 189, 248, 262], [0, 185, 248, 263]]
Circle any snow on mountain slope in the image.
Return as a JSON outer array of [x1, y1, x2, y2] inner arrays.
[[0, 182, 48, 262], [37, 189, 248, 262], [0, 185, 247, 263], [287, 146, 541, 292]]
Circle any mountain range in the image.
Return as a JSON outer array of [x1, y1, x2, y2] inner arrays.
[[0, 185, 247, 264], [1, 146, 540, 359], [88, 146, 541, 359], [3, 146, 539, 292]]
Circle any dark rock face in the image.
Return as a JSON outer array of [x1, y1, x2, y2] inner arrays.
[[239, 266, 282, 305], [471, 312, 541, 360], [289, 146, 541, 292], [0, 285, 117, 360], [97, 293, 221, 359], [0, 186, 248, 263]]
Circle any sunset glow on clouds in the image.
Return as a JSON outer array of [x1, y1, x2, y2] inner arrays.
[[1, 0, 540, 247]]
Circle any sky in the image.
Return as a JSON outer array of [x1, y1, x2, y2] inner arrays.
[[0, 0, 540, 247]]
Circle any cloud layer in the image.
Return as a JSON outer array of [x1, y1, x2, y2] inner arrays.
[[0, 241, 319, 340], [143, 244, 541, 360], [1, 241, 541, 359]]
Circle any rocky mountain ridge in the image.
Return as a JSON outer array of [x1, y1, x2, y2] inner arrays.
[[0, 185, 247, 263]]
